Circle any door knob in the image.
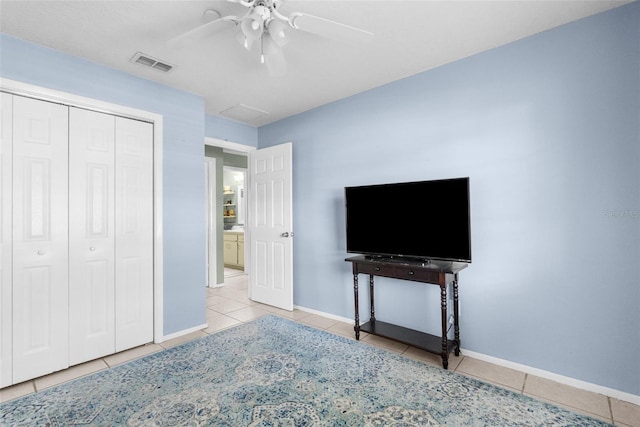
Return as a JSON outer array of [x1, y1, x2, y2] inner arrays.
[[37, 250, 45, 256], [282, 232, 289, 237]]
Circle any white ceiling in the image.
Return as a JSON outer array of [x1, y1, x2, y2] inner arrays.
[[0, 0, 630, 127]]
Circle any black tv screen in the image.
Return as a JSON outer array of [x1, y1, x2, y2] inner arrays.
[[345, 177, 471, 263]]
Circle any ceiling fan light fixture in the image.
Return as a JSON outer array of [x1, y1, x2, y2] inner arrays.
[[235, 29, 253, 50], [241, 13, 264, 40], [267, 19, 289, 47]]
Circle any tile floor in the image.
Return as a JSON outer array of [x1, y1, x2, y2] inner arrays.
[[1, 272, 639, 427]]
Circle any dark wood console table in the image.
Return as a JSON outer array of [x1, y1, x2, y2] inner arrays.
[[346, 255, 468, 369]]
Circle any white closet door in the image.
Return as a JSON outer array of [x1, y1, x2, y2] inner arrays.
[[12, 96, 69, 383], [0, 93, 13, 388], [114, 117, 153, 352], [68, 108, 116, 365]]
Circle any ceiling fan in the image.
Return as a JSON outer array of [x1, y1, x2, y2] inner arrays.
[[167, 0, 374, 75]]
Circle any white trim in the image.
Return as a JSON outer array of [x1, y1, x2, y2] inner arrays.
[[205, 157, 217, 288], [294, 305, 353, 325], [162, 324, 208, 342], [205, 136, 256, 153], [460, 348, 640, 406], [205, 136, 254, 288], [295, 304, 640, 406], [0, 78, 165, 345]]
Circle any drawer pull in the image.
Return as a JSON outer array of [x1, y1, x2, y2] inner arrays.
[[375, 267, 380, 271], [408, 271, 415, 276]]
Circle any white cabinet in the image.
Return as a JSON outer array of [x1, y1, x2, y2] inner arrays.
[[223, 232, 244, 269], [0, 93, 153, 387]]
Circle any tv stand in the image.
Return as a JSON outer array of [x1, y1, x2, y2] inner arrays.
[[345, 255, 468, 369]]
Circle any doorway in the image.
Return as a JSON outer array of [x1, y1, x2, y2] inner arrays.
[[204, 137, 255, 288], [223, 166, 246, 279]]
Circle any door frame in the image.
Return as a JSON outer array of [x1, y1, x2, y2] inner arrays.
[[0, 78, 165, 343], [205, 137, 255, 286], [205, 157, 217, 287]]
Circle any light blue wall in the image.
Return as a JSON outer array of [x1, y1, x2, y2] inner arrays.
[[258, 3, 640, 396], [205, 114, 258, 147], [0, 34, 207, 336]]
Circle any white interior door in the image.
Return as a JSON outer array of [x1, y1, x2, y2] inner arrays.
[[0, 93, 13, 388], [114, 116, 153, 352], [69, 107, 116, 365], [249, 142, 293, 310], [12, 95, 69, 383]]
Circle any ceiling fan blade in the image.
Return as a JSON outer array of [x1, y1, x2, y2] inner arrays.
[[264, 51, 287, 77], [167, 16, 238, 49], [290, 13, 374, 45]]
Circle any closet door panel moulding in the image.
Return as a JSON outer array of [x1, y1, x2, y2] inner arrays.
[[11, 95, 69, 383], [68, 107, 116, 365], [114, 117, 153, 352]]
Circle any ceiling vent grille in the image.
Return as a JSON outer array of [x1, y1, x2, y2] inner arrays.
[[130, 52, 174, 73]]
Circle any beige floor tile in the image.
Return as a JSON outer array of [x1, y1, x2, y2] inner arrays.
[[360, 334, 410, 353], [326, 321, 361, 339], [611, 398, 640, 427], [297, 314, 339, 330], [160, 330, 208, 349], [217, 287, 249, 300], [209, 297, 249, 314], [203, 310, 243, 333], [103, 343, 164, 367], [284, 309, 314, 321], [34, 359, 109, 391], [0, 381, 35, 403], [455, 357, 526, 391], [224, 274, 248, 287], [226, 306, 270, 322], [524, 375, 611, 420], [259, 305, 309, 320], [402, 346, 463, 370]]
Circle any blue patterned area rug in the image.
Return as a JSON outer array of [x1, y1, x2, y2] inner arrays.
[[1, 315, 611, 426]]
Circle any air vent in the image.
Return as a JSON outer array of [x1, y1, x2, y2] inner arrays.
[[220, 104, 270, 124], [129, 52, 174, 73]]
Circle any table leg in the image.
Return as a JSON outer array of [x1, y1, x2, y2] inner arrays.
[[369, 274, 375, 323], [453, 274, 460, 356], [441, 284, 448, 369], [353, 273, 360, 340]]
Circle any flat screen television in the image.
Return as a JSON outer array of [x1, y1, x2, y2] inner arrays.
[[345, 177, 471, 263]]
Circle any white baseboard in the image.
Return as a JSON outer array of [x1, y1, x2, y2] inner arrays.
[[295, 305, 640, 406], [460, 349, 640, 406], [160, 323, 208, 343], [294, 305, 353, 324]]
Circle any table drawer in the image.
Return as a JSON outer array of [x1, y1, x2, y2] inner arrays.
[[355, 262, 443, 284], [356, 262, 394, 277], [393, 266, 442, 284]]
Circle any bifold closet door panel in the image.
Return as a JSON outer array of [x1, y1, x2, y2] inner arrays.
[[68, 107, 116, 365], [12, 96, 69, 383], [1, 93, 13, 388], [114, 117, 153, 352]]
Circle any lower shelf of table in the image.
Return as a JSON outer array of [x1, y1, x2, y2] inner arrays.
[[358, 320, 457, 356]]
